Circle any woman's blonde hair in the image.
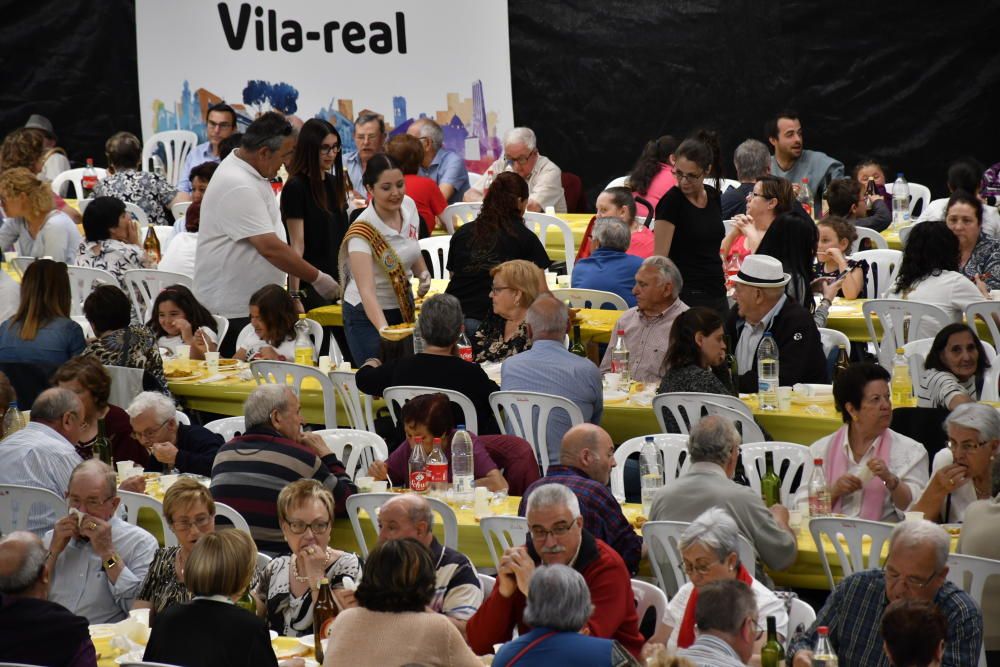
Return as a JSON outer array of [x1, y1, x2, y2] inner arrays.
[[0, 167, 54, 218], [185, 530, 256, 597], [0, 129, 43, 172], [490, 259, 544, 308], [277, 479, 334, 525], [10, 259, 71, 340], [162, 477, 216, 524]]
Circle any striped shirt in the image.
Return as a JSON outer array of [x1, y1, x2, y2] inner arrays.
[[210, 426, 355, 556], [676, 633, 747, 667], [0, 422, 82, 534], [428, 537, 482, 621], [916, 369, 977, 409]]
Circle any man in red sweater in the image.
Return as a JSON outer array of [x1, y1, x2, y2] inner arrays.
[[465, 483, 644, 657]]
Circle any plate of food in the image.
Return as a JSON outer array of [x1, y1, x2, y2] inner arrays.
[[298, 634, 328, 652], [379, 323, 415, 341], [271, 635, 308, 659], [942, 523, 962, 537], [603, 390, 630, 404], [197, 358, 241, 369], [164, 368, 201, 382]]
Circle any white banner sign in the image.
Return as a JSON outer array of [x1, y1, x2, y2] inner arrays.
[[135, 0, 513, 170]]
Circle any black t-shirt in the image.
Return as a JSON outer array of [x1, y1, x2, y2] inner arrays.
[[280, 173, 348, 281], [654, 185, 726, 300], [445, 219, 551, 321]]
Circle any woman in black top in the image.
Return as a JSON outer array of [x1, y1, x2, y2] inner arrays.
[[653, 131, 728, 317], [445, 171, 550, 336], [281, 118, 349, 311]]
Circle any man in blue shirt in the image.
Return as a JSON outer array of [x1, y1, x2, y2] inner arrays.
[[571, 218, 642, 307], [342, 111, 386, 196], [501, 294, 603, 468], [407, 118, 469, 204], [177, 102, 237, 193]]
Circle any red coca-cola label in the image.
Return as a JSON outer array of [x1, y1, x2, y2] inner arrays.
[[458, 345, 473, 362], [409, 470, 429, 492], [81, 175, 97, 190], [427, 463, 448, 484]]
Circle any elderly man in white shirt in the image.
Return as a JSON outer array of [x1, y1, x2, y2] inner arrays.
[[0, 388, 84, 534], [465, 127, 567, 213], [44, 459, 157, 623]]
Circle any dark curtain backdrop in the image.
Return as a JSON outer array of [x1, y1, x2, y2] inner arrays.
[[2, 0, 999, 207]]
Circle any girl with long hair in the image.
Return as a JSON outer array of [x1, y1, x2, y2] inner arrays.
[[0, 259, 85, 365], [146, 285, 219, 359], [234, 284, 299, 362]]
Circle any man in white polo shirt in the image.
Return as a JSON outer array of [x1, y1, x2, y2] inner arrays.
[[194, 112, 340, 355]]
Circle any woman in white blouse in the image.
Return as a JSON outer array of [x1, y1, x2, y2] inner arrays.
[[802, 363, 928, 522], [887, 220, 986, 340]]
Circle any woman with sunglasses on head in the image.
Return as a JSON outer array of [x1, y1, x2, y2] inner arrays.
[[280, 118, 349, 312]]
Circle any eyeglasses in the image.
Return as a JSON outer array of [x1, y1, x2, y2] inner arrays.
[[132, 416, 172, 442], [504, 150, 536, 166], [207, 121, 234, 130], [489, 285, 516, 295], [67, 496, 114, 513], [749, 616, 764, 640], [947, 439, 991, 454], [673, 169, 704, 182], [529, 522, 575, 541], [319, 144, 341, 155], [355, 133, 381, 143], [682, 559, 723, 576], [884, 565, 940, 590], [745, 191, 769, 201], [171, 515, 214, 531], [285, 520, 331, 535]]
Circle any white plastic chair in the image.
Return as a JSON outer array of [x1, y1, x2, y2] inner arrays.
[[122, 269, 194, 323], [50, 166, 108, 198], [10, 256, 34, 277], [440, 203, 482, 234], [238, 319, 322, 358], [480, 515, 529, 571], [851, 249, 903, 299], [604, 175, 629, 190], [174, 410, 190, 425], [214, 501, 251, 534], [740, 442, 813, 508], [118, 490, 177, 547], [642, 520, 690, 597], [346, 492, 457, 557], [787, 597, 817, 636], [142, 130, 198, 187], [171, 200, 192, 222], [818, 327, 852, 359], [652, 392, 763, 440], [66, 266, 117, 316], [106, 365, 145, 410], [311, 428, 388, 481], [946, 553, 1000, 667], [203, 416, 245, 441], [329, 370, 376, 432], [124, 202, 151, 230], [898, 222, 921, 247], [611, 434, 690, 500], [850, 226, 889, 252], [965, 301, 1000, 346], [383, 385, 479, 435], [418, 236, 451, 279], [808, 517, 894, 590], [0, 484, 67, 536], [863, 299, 951, 370], [489, 390, 585, 474], [249, 360, 338, 429], [212, 315, 229, 345], [71, 315, 95, 339], [151, 225, 176, 252], [631, 579, 670, 638], [550, 288, 628, 311], [478, 572, 495, 597], [325, 331, 346, 367], [524, 212, 576, 277], [884, 181, 933, 218], [255, 551, 272, 574], [902, 338, 935, 398]]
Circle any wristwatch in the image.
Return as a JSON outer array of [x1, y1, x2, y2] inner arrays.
[[103, 553, 121, 571]]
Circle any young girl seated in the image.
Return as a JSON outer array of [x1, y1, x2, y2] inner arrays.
[[147, 285, 218, 359], [234, 284, 298, 362], [815, 216, 868, 300]]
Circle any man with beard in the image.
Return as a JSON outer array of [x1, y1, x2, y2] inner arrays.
[[767, 110, 844, 205]]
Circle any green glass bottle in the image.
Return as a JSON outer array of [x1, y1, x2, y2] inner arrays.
[[760, 615, 786, 667], [236, 586, 256, 614], [761, 451, 782, 508], [92, 418, 113, 467], [570, 323, 587, 357]]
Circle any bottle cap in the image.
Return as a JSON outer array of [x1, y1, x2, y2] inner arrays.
[[802, 177, 809, 183], [617, 329, 625, 335], [318, 577, 329, 585], [814, 457, 823, 465], [457, 424, 465, 430], [896, 347, 904, 354], [817, 625, 829, 635]]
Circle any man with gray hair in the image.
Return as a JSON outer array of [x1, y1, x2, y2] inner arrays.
[[210, 384, 355, 555], [0, 387, 84, 534], [195, 111, 341, 356], [501, 294, 603, 466], [343, 110, 387, 196], [356, 293, 500, 434], [407, 117, 470, 203], [788, 520, 982, 666], [0, 531, 97, 666], [466, 483, 644, 657], [126, 391, 222, 476], [600, 255, 689, 384], [649, 416, 797, 582], [571, 217, 644, 307], [465, 126, 567, 212], [721, 138, 771, 218], [677, 579, 760, 667]]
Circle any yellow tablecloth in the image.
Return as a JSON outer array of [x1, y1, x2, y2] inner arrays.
[[881, 228, 903, 250]]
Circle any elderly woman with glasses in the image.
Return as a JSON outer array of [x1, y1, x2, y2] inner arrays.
[[125, 391, 222, 477], [660, 507, 786, 659], [134, 478, 219, 614], [253, 479, 360, 637], [475, 259, 546, 362], [911, 402, 1000, 524]]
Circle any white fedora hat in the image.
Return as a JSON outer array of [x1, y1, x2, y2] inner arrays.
[[730, 254, 790, 288]]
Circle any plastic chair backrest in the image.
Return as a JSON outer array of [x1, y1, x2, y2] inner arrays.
[[818, 327, 852, 358], [851, 249, 903, 299], [171, 200, 192, 222], [902, 337, 934, 398], [478, 573, 495, 598], [66, 266, 117, 316], [141, 130, 198, 187], [652, 392, 751, 434], [312, 428, 388, 480], [488, 390, 585, 474], [631, 578, 669, 639], [863, 299, 951, 369], [10, 256, 34, 277], [50, 167, 108, 197], [965, 300, 1000, 347], [329, 371, 376, 432], [174, 410, 190, 425], [122, 269, 193, 323], [480, 515, 529, 571], [212, 315, 229, 345], [787, 597, 817, 636], [418, 236, 451, 279], [383, 385, 479, 435], [740, 442, 814, 508], [523, 212, 576, 277], [118, 490, 177, 547], [605, 175, 628, 190], [808, 517, 894, 590], [124, 202, 151, 229], [550, 288, 628, 311], [346, 492, 457, 557], [249, 360, 338, 428], [255, 551, 272, 574], [702, 401, 766, 443], [440, 203, 481, 234], [850, 226, 889, 252], [325, 331, 345, 367], [641, 520, 690, 598], [213, 501, 251, 533], [611, 434, 690, 500], [106, 365, 145, 410], [204, 416, 245, 441], [884, 181, 932, 218], [946, 552, 1000, 667], [0, 484, 66, 536]]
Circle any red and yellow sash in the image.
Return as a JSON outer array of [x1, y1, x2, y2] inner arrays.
[[339, 220, 415, 322]]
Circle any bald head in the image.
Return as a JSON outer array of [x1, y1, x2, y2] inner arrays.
[[0, 531, 48, 598], [377, 493, 434, 547], [525, 293, 569, 342], [559, 424, 616, 485]]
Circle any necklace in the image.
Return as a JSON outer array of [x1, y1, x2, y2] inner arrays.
[[290, 547, 334, 583]]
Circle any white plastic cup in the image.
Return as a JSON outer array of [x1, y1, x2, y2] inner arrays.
[[904, 511, 924, 522], [556, 275, 570, 288], [175, 344, 191, 361], [115, 461, 135, 478], [160, 474, 179, 492], [204, 351, 220, 372], [544, 206, 557, 216], [371, 481, 389, 493], [605, 373, 622, 389], [544, 270, 557, 289], [788, 509, 803, 531], [356, 476, 374, 493], [777, 386, 793, 411], [474, 486, 491, 518], [318, 355, 332, 373]]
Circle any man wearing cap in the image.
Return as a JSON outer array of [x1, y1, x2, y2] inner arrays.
[[725, 254, 827, 393], [24, 114, 70, 182]]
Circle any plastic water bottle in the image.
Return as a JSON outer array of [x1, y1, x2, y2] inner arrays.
[[412, 313, 425, 354], [451, 425, 475, 506], [426, 437, 448, 498], [891, 347, 912, 406], [293, 318, 314, 366], [457, 331, 473, 362], [483, 169, 495, 194], [757, 332, 779, 410], [808, 458, 832, 517], [639, 436, 662, 515], [797, 177, 814, 219], [892, 172, 910, 229], [610, 330, 630, 389], [813, 626, 839, 666], [2, 400, 27, 438], [408, 437, 428, 493]]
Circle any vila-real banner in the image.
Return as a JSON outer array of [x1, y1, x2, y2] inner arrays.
[[135, 0, 514, 170]]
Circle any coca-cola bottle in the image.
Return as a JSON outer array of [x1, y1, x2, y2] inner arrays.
[[81, 158, 98, 199], [457, 331, 473, 362], [408, 436, 428, 493], [426, 437, 448, 498]]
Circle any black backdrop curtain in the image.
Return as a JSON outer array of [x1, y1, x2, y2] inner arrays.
[[2, 0, 999, 207]]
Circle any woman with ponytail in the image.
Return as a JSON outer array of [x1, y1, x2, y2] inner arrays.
[[627, 135, 679, 216]]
